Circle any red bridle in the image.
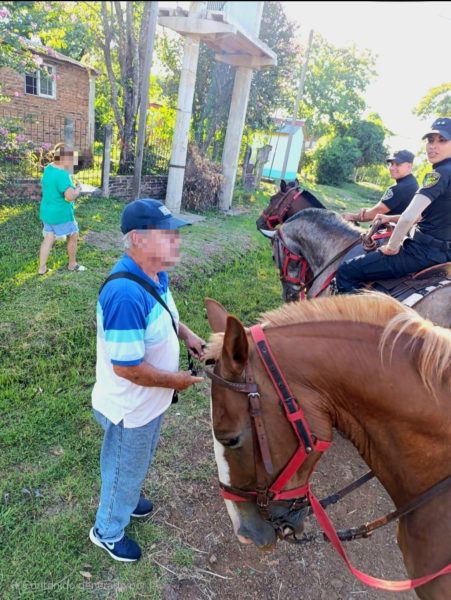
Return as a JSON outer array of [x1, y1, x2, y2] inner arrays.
[[261, 189, 302, 230], [273, 228, 311, 300], [205, 324, 330, 511], [205, 324, 451, 592]]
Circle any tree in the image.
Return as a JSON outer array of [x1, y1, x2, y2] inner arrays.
[[0, 4, 35, 77], [414, 83, 451, 119], [99, 1, 154, 173], [299, 34, 377, 143], [345, 118, 387, 167], [0, 1, 99, 64], [311, 135, 362, 185]]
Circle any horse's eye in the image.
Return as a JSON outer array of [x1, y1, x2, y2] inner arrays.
[[218, 435, 242, 449], [226, 436, 241, 448]]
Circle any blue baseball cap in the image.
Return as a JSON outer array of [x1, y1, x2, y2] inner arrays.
[[120, 199, 189, 234], [422, 117, 451, 141], [386, 150, 415, 164]]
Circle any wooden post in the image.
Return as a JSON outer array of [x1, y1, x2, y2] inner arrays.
[[101, 125, 112, 198], [254, 144, 272, 189]]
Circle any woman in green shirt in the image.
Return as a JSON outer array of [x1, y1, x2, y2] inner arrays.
[[38, 147, 86, 274]]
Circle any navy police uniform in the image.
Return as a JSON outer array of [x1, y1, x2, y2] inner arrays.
[[336, 157, 451, 293], [380, 173, 418, 215]]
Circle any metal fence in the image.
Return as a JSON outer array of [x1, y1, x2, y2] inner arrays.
[[0, 105, 171, 192], [108, 125, 172, 178], [0, 106, 102, 185]]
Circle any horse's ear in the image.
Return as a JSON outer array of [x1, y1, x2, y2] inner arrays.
[[280, 180, 287, 192], [222, 316, 248, 375], [205, 298, 229, 333]]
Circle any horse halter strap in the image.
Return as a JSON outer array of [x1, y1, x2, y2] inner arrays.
[[274, 228, 310, 299], [275, 228, 364, 300], [263, 189, 301, 229], [208, 325, 330, 507]]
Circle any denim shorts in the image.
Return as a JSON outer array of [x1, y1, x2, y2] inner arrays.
[[42, 220, 79, 238]]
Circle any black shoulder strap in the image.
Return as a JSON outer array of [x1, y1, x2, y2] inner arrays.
[[99, 271, 178, 335]]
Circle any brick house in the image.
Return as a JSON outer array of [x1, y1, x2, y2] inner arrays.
[[0, 41, 97, 164]]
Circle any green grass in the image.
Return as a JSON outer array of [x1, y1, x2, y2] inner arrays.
[[0, 180, 376, 598]]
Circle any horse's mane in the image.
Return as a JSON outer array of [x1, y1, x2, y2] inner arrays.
[[261, 292, 450, 392], [284, 207, 359, 237], [206, 293, 451, 392], [300, 189, 326, 209]]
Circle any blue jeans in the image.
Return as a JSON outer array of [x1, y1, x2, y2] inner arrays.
[[336, 238, 449, 294], [93, 409, 164, 543]]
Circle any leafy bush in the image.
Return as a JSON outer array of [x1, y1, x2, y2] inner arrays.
[[182, 144, 224, 211], [299, 148, 315, 180], [0, 124, 35, 175], [311, 135, 362, 185], [414, 157, 432, 188], [355, 163, 392, 187]]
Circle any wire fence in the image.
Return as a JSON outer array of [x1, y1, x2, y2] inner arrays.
[[108, 124, 172, 178], [0, 106, 172, 192]]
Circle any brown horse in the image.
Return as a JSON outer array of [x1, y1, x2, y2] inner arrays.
[[205, 294, 451, 599], [256, 179, 325, 230]]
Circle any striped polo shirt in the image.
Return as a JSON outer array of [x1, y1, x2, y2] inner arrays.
[[92, 255, 179, 427]]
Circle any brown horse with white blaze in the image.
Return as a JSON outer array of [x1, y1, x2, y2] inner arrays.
[[205, 294, 451, 599]]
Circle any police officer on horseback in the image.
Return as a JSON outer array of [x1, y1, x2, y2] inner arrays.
[[342, 150, 418, 223], [336, 117, 451, 293]]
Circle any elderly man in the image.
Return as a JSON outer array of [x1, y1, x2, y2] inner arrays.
[[90, 199, 205, 562], [342, 149, 418, 223]]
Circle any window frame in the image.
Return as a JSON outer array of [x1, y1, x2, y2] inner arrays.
[[24, 63, 57, 99]]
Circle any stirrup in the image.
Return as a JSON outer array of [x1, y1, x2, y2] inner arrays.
[[329, 278, 339, 295]]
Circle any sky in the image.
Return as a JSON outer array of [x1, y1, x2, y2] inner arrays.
[[281, 1, 451, 154]]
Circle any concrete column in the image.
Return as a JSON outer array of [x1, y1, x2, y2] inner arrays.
[[165, 2, 206, 213], [219, 1, 264, 211], [218, 67, 253, 211]]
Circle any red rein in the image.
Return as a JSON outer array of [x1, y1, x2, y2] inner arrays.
[[220, 324, 451, 592]]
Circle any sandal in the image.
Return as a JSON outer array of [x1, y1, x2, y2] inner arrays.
[[68, 264, 87, 272]]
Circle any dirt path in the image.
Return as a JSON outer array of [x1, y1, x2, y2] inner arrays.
[[149, 408, 417, 600]]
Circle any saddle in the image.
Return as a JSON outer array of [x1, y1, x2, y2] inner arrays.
[[368, 263, 451, 306]]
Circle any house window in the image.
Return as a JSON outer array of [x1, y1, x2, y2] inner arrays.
[[25, 65, 56, 99]]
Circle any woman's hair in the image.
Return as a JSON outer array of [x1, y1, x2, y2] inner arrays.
[[54, 144, 74, 161]]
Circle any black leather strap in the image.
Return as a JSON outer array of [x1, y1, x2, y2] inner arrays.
[[99, 271, 179, 403]]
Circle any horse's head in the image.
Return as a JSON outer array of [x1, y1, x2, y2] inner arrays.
[[205, 299, 325, 550], [256, 180, 325, 232], [256, 179, 299, 230], [273, 209, 360, 302]]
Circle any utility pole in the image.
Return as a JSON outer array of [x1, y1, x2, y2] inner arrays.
[[280, 29, 314, 182], [132, 2, 159, 200]]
